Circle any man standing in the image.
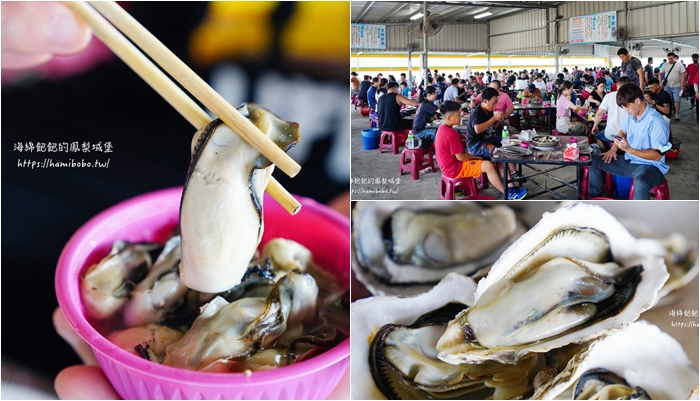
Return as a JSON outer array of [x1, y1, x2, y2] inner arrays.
[[685, 54, 698, 109], [588, 84, 669, 200], [657, 52, 687, 120], [644, 57, 655, 84], [617, 48, 644, 92], [377, 82, 419, 132]]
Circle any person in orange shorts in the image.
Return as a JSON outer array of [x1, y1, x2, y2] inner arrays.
[[435, 101, 528, 200]]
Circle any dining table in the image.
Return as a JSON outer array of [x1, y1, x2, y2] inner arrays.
[[491, 135, 592, 200], [513, 102, 557, 130]]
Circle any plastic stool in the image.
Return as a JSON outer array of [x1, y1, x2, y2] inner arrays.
[[439, 174, 479, 200], [551, 129, 568, 136], [369, 112, 378, 128], [628, 178, 670, 200], [379, 130, 409, 154], [399, 147, 435, 180], [582, 167, 613, 199], [354, 98, 367, 110], [464, 195, 497, 200]]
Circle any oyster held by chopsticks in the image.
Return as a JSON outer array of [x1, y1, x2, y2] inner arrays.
[[179, 103, 299, 293]]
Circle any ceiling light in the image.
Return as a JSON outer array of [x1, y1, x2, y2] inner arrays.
[[410, 12, 424, 20], [474, 12, 493, 19]]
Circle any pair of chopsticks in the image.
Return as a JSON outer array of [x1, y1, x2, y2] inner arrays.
[[64, 2, 301, 215]]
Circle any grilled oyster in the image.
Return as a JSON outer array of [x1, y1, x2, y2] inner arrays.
[[437, 204, 669, 365], [179, 104, 299, 293], [532, 321, 698, 400], [353, 202, 526, 290]]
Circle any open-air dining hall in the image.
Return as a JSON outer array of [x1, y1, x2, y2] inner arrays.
[[350, 0, 699, 200]]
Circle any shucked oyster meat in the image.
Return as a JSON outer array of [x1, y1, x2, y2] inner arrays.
[[353, 202, 526, 290], [179, 103, 299, 293], [437, 204, 669, 366]]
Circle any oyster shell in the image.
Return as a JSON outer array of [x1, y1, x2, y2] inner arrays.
[[179, 104, 299, 293], [532, 321, 699, 400], [353, 202, 526, 292], [351, 273, 478, 400], [437, 204, 669, 365]]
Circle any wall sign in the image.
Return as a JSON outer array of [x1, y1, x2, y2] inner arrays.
[[351, 24, 387, 49], [570, 11, 617, 44]]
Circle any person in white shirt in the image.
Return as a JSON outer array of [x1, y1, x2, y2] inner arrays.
[[533, 74, 547, 92], [591, 76, 631, 149], [443, 78, 461, 102]]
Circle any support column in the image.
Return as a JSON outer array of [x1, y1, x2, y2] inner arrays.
[[487, 52, 491, 70], [555, 45, 560, 73]]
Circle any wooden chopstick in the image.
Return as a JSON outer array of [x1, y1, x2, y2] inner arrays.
[[64, 2, 300, 215], [88, 1, 301, 179]]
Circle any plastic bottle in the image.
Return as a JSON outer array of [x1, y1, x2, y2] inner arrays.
[[575, 97, 581, 107], [551, 94, 556, 106], [407, 132, 415, 148], [501, 126, 509, 147]]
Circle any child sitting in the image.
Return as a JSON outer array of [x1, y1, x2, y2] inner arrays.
[[435, 101, 527, 200]]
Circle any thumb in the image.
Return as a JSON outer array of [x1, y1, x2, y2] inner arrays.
[[53, 307, 99, 366]]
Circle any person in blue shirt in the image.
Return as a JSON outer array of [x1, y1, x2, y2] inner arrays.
[[400, 81, 412, 98], [367, 77, 379, 111], [604, 71, 613, 91], [588, 84, 670, 200]]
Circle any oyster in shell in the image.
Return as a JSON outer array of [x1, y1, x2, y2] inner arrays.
[[532, 321, 699, 400], [108, 323, 184, 363], [437, 204, 669, 365], [180, 104, 299, 293], [353, 202, 526, 291]]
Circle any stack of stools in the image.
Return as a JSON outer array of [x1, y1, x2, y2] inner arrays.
[[439, 173, 489, 200], [627, 178, 670, 200], [399, 147, 435, 180], [378, 130, 409, 154]]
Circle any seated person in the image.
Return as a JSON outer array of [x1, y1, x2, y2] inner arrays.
[[435, 101, 527, 200], [443, 78, 461, 102], [522, 83, 542, 101], [358, 75, 371, 100], [413, 86, 440, 141], [467, 87, 521, 183], [587, 78, 607, 108], [556, 80, 588, 135], [592, 76, 631, 149], [646, 78, 673, 124], [588, 84, 669, 200], [400, 81, 412, 98], [470, 80, 514, 117], [377, 82, 419, 132], [533, 74, 547, 92], [367, 77, 379, 111]]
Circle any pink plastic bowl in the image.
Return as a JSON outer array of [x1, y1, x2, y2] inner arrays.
[[55, 187, 350, 400]]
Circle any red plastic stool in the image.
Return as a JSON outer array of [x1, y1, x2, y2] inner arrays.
[[464, 195, 497, 200], [551, 129, 568, 136], [351, 94, 357, 104], [354, 98, 367, 110], [399, 147, 435, 180], [627, 178, 670, 200], [439, 174, 479, 200], [379, 130, 409, 154], [477, 172, 489, 189], [581, 167, 613, 199]]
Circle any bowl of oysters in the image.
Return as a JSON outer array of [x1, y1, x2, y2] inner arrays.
[[56, 187, 350, 400], [351, 202, 698, 400]]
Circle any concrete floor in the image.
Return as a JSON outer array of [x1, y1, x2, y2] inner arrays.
[[350, 101, 699, 200]]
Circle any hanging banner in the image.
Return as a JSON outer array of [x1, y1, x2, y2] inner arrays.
[[594, 44, 610, 57], [569, 11, 617, 44], [351, 24, 387, 49]]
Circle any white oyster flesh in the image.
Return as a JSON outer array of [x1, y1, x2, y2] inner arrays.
[[108, 323, 184, 363], [351, 273, 478, 400], [437, 204, 669, 366], [122, 235, 188, 327], [162, 271, 317, 371], [353, 202, 526, 286], [180, 104, 299, 293], [81, 241, 160, 319], [533, 321, 699, 400]]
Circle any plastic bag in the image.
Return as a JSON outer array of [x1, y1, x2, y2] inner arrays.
[[563, 143, 580, 161]]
